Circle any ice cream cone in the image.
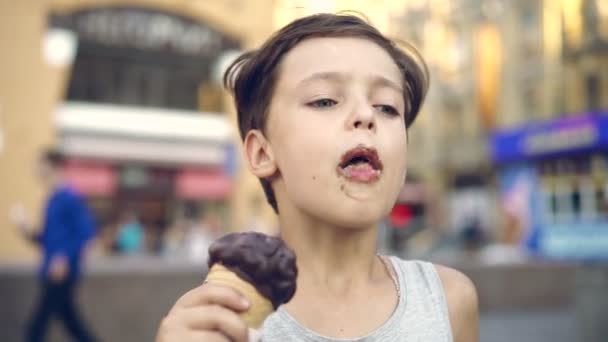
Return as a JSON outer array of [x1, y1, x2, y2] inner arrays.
[[205, 264, 274, 328]]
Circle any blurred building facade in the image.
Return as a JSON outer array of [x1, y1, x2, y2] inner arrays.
[[0, 0, 277, 260], [389, 0, 608, 257], [488, 0, 608, 259], [2, 0, 607, 260]]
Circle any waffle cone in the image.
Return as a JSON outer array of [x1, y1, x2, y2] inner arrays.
[[205, 264, 274, 328]]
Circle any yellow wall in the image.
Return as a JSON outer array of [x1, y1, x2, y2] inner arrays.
[[0, 1, 66, 261], [0, 0, 277, 261]]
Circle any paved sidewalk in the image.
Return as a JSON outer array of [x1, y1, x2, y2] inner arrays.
[[480, 309, 576, 342]]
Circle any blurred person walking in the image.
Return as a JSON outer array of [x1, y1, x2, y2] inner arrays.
[[182, 214, 220, 262], [115, 209, 144, 255], [11, 149, 97, 342]]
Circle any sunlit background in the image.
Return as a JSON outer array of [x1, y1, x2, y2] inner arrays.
[[1, 0, 607, 341]]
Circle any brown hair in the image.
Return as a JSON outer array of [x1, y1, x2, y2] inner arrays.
[[42, 148, 66, 168], [224, 12, 429, 213]]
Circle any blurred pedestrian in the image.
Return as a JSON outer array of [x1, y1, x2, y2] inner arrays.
[[182, 214, 219, 262], [115, 209, 144, 255], [11, 148, 97, 342], [460, 215, 486, 253], [162, 206, 189, 258]]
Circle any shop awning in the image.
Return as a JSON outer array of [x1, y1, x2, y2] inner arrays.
[[56, 101, 232, 142], [64, 161, 117, 196], [55, 102, 235, 167], [175, 168, 232, 200]]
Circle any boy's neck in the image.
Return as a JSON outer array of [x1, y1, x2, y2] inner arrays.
[[279, 209, 384, 295]]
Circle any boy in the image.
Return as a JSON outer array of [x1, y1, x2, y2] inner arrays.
[[156, 13, 478, 341]]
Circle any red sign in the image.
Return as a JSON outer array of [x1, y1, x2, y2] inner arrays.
[[175, 168, 232, 200], [390, 203, 413, 229], [63, 160, 117, 196]]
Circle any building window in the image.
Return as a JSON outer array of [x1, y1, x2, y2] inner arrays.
[[53, 7, 240, 112], [586, 74, 600, 110]]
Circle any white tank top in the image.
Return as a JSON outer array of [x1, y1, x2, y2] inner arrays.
[[260, 257, 453, 341]]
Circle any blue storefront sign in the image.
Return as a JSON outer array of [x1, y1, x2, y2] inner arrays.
[[491, 112, 608, 260], [491, 112, 608, 164]]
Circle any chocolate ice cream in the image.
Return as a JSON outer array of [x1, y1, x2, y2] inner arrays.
[[206, 232, 298, 328]]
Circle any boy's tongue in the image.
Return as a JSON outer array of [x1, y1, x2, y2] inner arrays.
[[341, 163, 379, 182]]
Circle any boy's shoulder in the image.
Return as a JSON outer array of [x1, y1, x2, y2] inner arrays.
[[386, 258, 478, 340], [433, 264, 477, 297], [433, 264, 479, 342], [388, 258, 476, 296]]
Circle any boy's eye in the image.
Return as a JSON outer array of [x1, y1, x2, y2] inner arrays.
[[308, 98, 337, 108], [374, 105, 400, 116]]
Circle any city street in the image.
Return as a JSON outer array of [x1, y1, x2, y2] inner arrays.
[[480, 309, 576, 342], [2, 1, 608, 341], [0, 259, 583, 341]]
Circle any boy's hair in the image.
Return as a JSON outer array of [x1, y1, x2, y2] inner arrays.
[[41, 148, 66, 169], [224, 13, 429, 213]]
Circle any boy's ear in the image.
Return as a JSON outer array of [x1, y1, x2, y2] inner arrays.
[[243, 130, 277, 179]]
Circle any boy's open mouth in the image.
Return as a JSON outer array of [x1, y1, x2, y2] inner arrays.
[[337, 146, 383, 183]]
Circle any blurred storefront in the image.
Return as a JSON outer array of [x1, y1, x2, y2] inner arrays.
[[492, 113, 608, 260], [52, 6, 240, 254], [57, 102, 235, 254], [0, 0, 276, 260], [489, 0, 608, 259], [390, 0, 608, 256]]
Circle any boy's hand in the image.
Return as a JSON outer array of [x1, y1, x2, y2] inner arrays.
[[49, 255, 69, 283], [156, 283, 251, 342]]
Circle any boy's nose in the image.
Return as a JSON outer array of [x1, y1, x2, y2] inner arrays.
[[353, 118, 374, 131], [347, 103, 376, 133]]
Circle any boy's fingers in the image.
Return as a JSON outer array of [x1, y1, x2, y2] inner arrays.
[[180, 305, 249, 342], [186, 331, 232, 342], [173, 283, 249, 311], [167, 331, 231, 342]]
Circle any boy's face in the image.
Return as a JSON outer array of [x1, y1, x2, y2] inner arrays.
[[259, 37, 408, 228]]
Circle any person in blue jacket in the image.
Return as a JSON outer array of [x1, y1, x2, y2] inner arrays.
[[12, 149, 97, 342]]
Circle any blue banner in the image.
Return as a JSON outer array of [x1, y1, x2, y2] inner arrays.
[[491, 112, 608, 164]]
